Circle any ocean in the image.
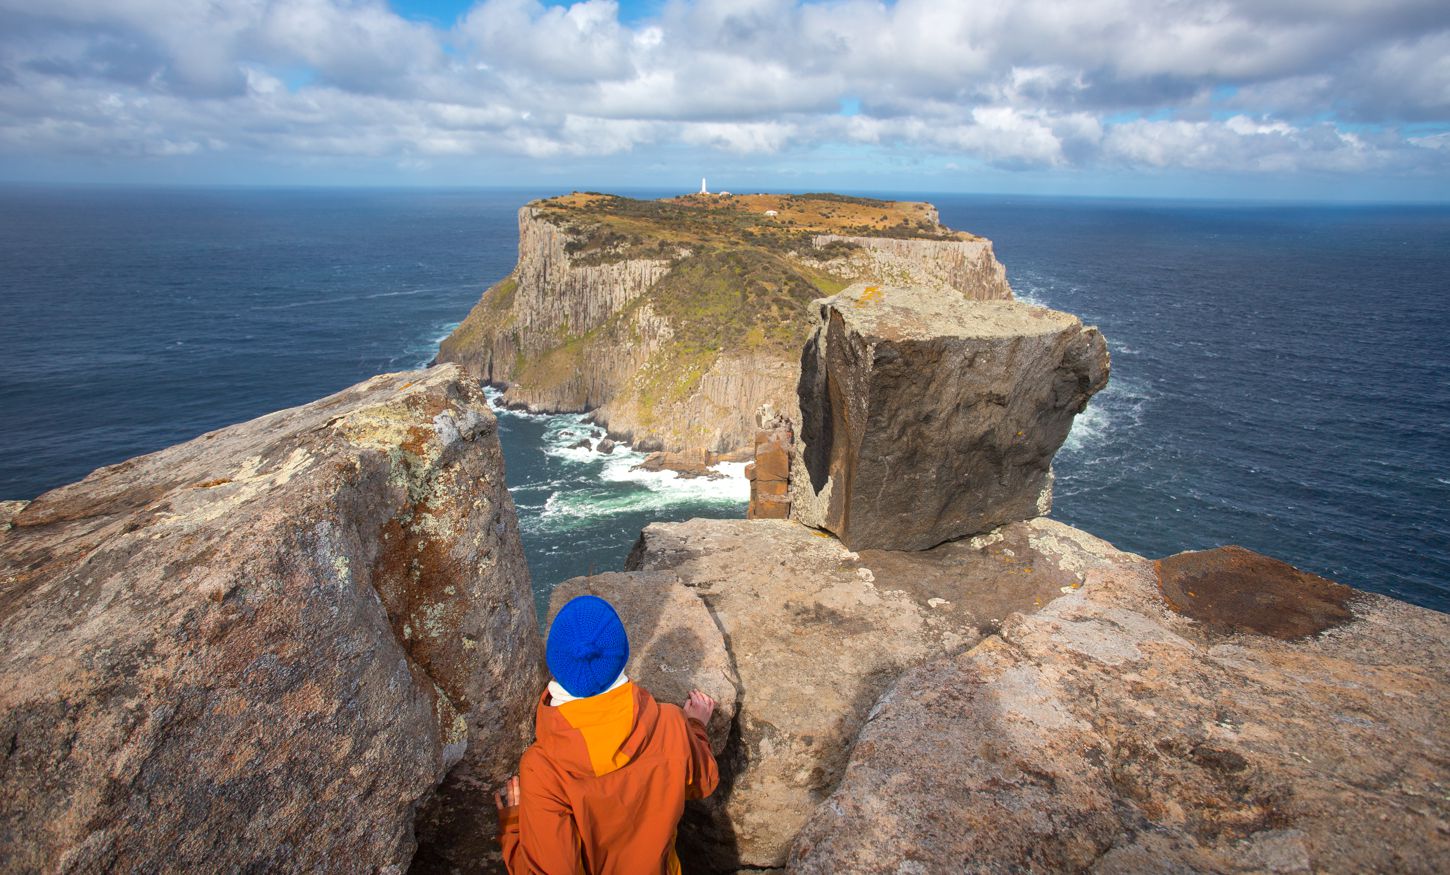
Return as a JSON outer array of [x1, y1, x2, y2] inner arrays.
[[2, 186, 1446, 613]]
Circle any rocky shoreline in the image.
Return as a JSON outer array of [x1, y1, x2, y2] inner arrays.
[[3, 202, 1446, 873]]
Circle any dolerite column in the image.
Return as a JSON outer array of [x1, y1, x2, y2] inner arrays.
[[747, 416, 794, 520], [792, 283, 1109, 551]]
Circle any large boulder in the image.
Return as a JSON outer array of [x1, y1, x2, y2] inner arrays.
[[788, 542, 1450, 874], [792, 283, 1109, 551], [624, 516, 1109, 871], [547, 572, 740, 754], [0, 365, 544, 873]]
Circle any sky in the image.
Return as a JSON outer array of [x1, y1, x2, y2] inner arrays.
[[2, 0, 1449, 200]]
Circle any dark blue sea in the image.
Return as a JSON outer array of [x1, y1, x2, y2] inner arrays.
[[2, 187, 1447, 614]]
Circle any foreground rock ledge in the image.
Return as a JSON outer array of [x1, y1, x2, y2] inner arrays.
[[788, 540, 1450, 874], [793, 283, 1109, 551], [623, 516, 1112, 871], [0, 365, 543, 873]]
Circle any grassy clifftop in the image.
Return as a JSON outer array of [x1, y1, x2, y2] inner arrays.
[[535, 191, 974, 266]]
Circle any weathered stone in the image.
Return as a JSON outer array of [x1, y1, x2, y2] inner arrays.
[[1157, 545, 1360, 639], [597, 438, 616, 454], [747, 497, 790, 519], [632, 449, 724, 479], [748, 424, 795, 521], [792, 283, 1109, 551], [752, 443, 790, 482], [0, 499, 26, 532], [547, 572, 739, 755], [788, 543, 1450, 874], [0, 365, 544, 874], [625, 517, 1088, 870], [754, 480, 788, 498]]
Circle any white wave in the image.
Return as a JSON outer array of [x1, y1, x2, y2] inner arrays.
[[599, 455, 749, 502], [483, 386, 557, 421], [365, 285, 462, 300], [412, 320, 460, 368], [486, 385, 748, 530], [1062, 376, 1152, 455], [1015, 287, 1049, 308], [525, 469, 748, 533]]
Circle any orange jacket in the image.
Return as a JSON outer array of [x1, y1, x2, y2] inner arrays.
[[499, 681, 719, 875]]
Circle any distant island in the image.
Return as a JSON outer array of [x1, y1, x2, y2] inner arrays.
[[436, 191, 1012, 462]]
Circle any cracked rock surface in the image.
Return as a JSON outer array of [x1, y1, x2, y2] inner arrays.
[[787, 536, 1450, 874], [624, 516, 1100, 870]]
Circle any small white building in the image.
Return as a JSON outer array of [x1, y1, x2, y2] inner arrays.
[[764, 209, 778, 217]]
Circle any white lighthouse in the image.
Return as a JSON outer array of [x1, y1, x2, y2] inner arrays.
[[700, 177, 708, 195]]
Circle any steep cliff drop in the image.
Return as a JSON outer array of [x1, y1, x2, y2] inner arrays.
[[436, 192, 1012, 462], [0, 365, 545, 873]]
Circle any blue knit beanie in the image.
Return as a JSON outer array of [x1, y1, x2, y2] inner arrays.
[[547, 595, 630, 698]]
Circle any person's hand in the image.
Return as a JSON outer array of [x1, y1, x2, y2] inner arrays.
[[494, 775, 519, 812], [683, 689, 716, 726]]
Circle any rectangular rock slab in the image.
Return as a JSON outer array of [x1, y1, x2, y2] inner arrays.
[[793, 283, 1109, 551]]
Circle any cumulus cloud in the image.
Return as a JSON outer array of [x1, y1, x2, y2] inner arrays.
[[0, 0, 1447, 180]]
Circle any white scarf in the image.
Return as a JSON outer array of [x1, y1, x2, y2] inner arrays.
[[547, 672, 629, 706]]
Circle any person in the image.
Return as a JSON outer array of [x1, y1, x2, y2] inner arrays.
[[495, 594, 719, 874]]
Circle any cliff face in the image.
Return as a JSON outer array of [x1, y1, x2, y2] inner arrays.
[[437, 192, 1014, 455], [812, 233, 1012, 300], [0, 365, 544, 873]]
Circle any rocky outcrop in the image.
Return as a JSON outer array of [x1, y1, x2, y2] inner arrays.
[[623, 516, 1096, 870], [438, 194, 1016, 459], [0, 365, 544, 873], [0, 499, 25, 531], [812, 233, 1013, 301], [633, 448, 728, 480], [788, 541, 1450, 874], [547, 572, 740, 754], [793, 283, 1110, 551]]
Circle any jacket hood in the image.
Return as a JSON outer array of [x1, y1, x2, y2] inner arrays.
[[533, 681, 662, 779]]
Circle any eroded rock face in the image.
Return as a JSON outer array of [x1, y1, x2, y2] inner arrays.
[[547, 572, 740, 754], [793, 283, 1109, 551], [624, 517, 1101, 870], [0, 365, 544, 874], [810, 233, 1014, 301], [788, 543, 1450, 874]]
